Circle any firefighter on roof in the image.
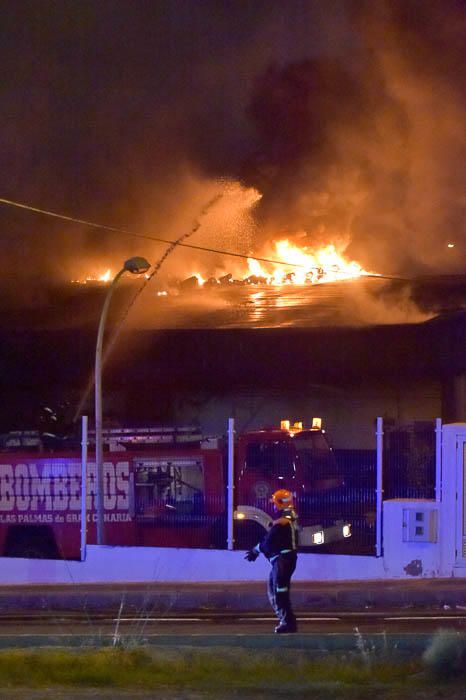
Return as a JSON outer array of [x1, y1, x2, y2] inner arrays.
[[245, 488, 298, 633]]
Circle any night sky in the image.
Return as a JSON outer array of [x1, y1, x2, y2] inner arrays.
[[1, 0, 465, 295]]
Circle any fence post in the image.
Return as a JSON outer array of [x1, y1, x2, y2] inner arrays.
[[80, 415, 88, 562], [435, 417, 442, 503], [227, 418, 235, 550], [376, 416, 383, 557]]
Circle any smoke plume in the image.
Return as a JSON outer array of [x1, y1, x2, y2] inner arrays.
[[239, 0, 466, 277]]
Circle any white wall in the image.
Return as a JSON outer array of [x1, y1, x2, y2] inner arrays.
[[0, 545, 385, 585], [440, 423, 466, 576], [383, 499, 441, 578], [380, 423, 466, 579]]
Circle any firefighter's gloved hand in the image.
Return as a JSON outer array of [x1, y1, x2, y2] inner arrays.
[[245, 549, 259, 562]]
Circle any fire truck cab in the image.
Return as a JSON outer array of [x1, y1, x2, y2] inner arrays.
[[236, 420, 342, 503], [234, 419, 349, 548]]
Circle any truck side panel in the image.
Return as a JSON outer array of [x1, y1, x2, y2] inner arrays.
[[0, 448, 224, 558]]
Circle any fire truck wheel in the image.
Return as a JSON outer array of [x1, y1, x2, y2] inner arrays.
[[234, 520, 267, 551], [4, 525, 60, 559]]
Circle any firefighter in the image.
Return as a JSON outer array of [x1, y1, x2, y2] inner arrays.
[[245, 488, 299, 633]]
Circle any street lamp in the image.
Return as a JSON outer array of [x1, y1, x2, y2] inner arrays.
[[95, 256, 151, 545]]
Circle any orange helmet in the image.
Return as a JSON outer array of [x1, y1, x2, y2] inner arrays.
[[271, 489, 294, 510]]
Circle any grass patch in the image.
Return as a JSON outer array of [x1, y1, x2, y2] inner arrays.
[[0, 636, 465, 697], [422, 629, 466, 680], [0, 646, 439, 692]]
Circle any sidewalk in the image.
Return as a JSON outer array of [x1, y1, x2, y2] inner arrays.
[[0, 578, 464, 614]]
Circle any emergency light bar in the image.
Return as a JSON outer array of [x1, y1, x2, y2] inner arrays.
[[280, 418, 323, 432], [280, 420, 303, 434]]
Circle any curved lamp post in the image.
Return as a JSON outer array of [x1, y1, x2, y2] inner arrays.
[[95, 256, 151, 544]]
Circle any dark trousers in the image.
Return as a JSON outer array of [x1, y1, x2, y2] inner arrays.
[[267, 551, 297, 628]]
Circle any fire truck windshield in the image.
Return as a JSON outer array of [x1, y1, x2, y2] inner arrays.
[[293, 431, 340, 480], [245, 440, 295, 477]]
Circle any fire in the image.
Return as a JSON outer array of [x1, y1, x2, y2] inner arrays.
[[98, 269, 112, 282], [193, 273, 206, 286], [184, 238, 376, 289], [248, 239, 372, 285], [72, 240, 374, 292], [241, 239, 374, 286], [71, 269, 113, 285]]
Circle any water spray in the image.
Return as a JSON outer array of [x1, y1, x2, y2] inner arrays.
[[72, 192, 224, 423]]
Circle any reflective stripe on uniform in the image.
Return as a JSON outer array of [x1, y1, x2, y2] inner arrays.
[[276, 586, 288, 592]]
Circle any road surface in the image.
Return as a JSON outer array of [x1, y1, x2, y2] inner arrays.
[[0, 610, 465, 646]]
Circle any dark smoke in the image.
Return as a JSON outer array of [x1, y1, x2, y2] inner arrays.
[[242, 58, 408, 245], [240, 0, 466, 276]]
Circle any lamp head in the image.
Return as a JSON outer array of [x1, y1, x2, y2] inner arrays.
[[124, 256, 151, 274]]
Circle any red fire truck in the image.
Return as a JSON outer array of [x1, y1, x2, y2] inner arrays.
[[0, 421, 351, 559]]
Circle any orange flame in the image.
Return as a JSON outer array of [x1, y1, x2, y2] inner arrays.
[[71, 269, 113, 285], [243, 239, 374, 285], [98, 269, 112, 282]]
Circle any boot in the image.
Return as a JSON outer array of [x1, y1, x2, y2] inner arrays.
[[274, 622, 297, 634]]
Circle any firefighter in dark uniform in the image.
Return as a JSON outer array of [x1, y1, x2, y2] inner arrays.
[[245, 489, 299, 633]]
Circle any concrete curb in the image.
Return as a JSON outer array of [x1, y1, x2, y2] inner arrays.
[[0, 579, 465, 613]]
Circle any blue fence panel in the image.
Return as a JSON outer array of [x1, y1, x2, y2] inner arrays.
[[383, 421, 436, 500], [329, 448, 377, 555]]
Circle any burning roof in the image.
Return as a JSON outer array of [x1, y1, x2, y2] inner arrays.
[[178, 237, 377, 290]]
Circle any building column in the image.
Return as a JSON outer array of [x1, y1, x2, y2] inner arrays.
[[442, 374, 466, 423]]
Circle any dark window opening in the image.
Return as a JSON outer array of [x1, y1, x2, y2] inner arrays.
[[245, 441, 295, 477], [293, 432, 339, 480]]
